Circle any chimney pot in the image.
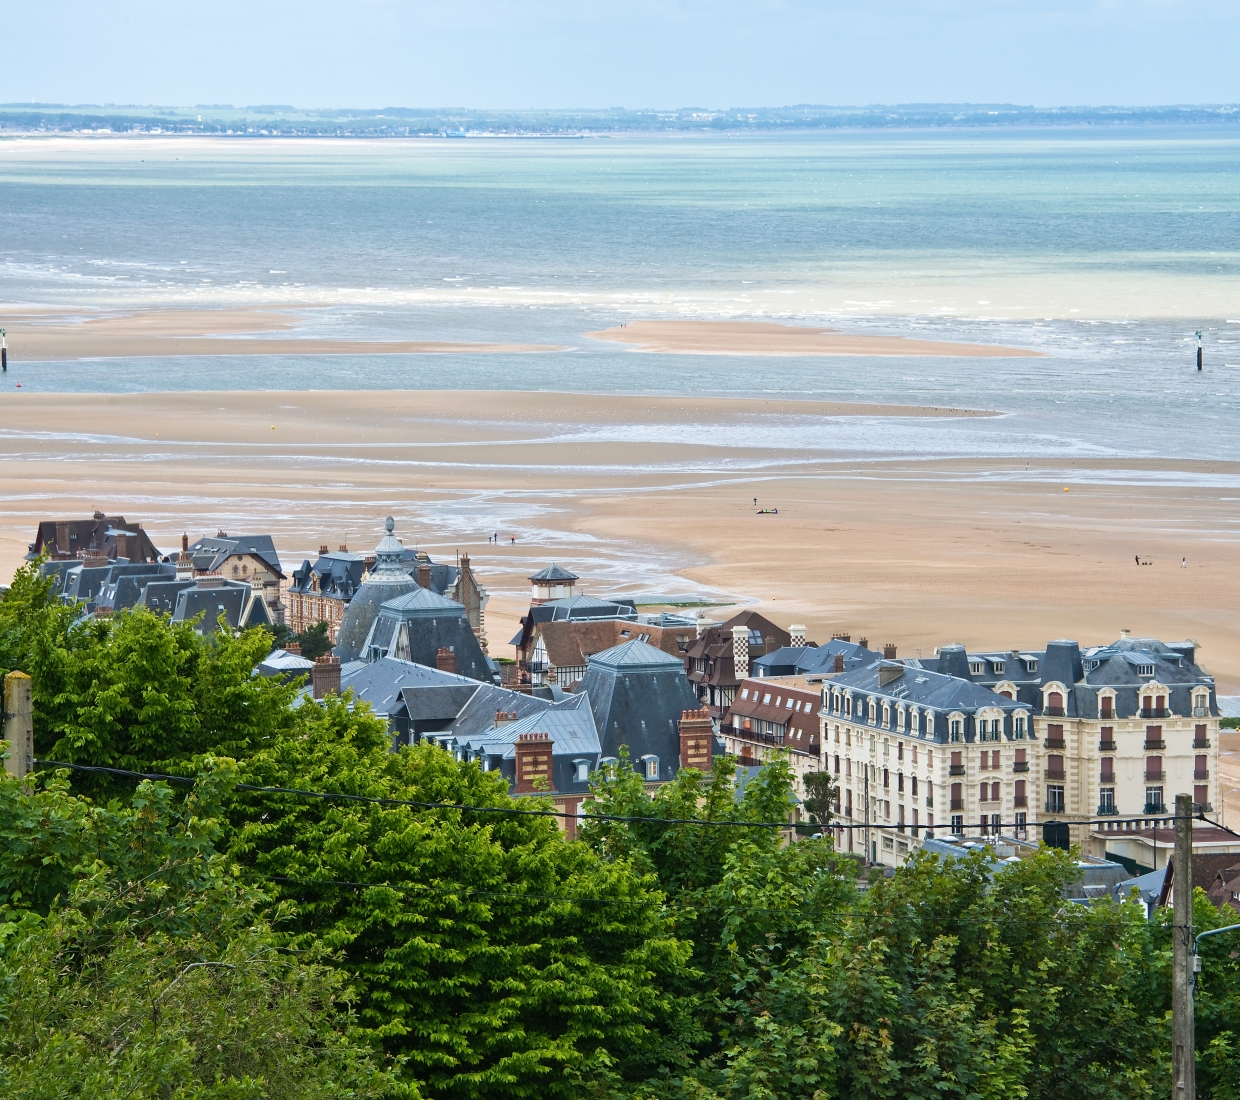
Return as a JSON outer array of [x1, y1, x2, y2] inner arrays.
[[436, 646, 457, 674], [285, 642, 301, 655], [832, 633, 851, 643], [417, 562, 432, 589], [339, 544, 348, 552], [312, 654, 341, 699], [319, 544, 329, 556], [858, 636, 869, 650], [883, 643, 897, 659], [217, 530, 227, 538]]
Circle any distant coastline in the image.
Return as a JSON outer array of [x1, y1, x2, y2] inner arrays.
[[1, 102, 1237, 137]]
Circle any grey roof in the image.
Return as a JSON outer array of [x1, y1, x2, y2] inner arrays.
[[171, 581, 252, 634], [530, 563, 579, 583], [398, 683, 483, 723], [380, 587, 464, 617], [443, 683, 554, 738], [257, 648, 316, 678], [830, 660, 1021, 716], [337, 657, 479, 718], [138, 578, 196, 614], [752, 638, 878, 678], [188, 533, 284, 577], [587, 638, 685, 673], [543, 594, 638, 622], [577, 639, 701, 777], [334, 518, 424, 661]]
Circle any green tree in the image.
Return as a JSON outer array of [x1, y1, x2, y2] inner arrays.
[[0, 767, 403, 1099], [801, 771, 837, 825], [225, 696, 694, 1099]]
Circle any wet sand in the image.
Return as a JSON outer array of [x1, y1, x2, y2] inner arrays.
[[1, 390, 1237, 703], [588, 319, 1043, 357], [0, 308, 561, 360]]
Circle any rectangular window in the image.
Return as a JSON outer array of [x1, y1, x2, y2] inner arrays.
[[1195, 755, 1208, 780], [951, 814, 964, 835], [911, 776, 918, 796], [1014, 716, 1026, 737], [1194, 785, 1209, 809], [950, 782, 963, 810], [1046, 723, 1065, 748], [898, 772, 905, 792], [950, 719, 962, 741], [1100, 696, 1113, 719], [1100, 757, 1114, 782], [1046, 785, 1065, 814], [845, 790, 853, 816], [991, 782, 1000, 802], [834, 754, 840, 774], [979, 782, 989, 802], [1145, 786, 1165, 813], [897, 741, 904, 761], [1099, 787, 1115, 813], [1146, 756, 1162, 781], [1014, 779, 1027, 806]]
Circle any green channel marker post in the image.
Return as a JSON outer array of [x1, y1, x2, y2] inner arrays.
[[1, 328, 6, 372]]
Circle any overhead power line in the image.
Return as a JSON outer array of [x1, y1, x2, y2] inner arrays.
[[34, 759, 1205, 834]]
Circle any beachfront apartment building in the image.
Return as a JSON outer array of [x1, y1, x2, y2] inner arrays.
[[725, 675, 822, 791], [961, 635, 1221, 863], [823, 649, 1027, 866]]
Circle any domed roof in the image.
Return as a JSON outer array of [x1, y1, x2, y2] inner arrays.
[[529, 563, 579, 583], [586, 638, 684, 673], [333, 517, 419, 661]]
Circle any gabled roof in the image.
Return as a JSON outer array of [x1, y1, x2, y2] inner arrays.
[[530, 563, 579, 583], [337, 657, 478, 718], [187, 533, 284, 577], [463, 693, 601, 759], [258, 648, 315, 677], [444, 683, 553, 739]]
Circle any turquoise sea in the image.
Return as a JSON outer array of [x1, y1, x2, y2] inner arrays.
[[1, 127, 1239, 470]]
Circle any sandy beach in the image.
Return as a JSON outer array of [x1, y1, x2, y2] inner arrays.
[[588, 320, 1043, 357], [1, 389, 1236, 694], [0, 308, 561, 360]]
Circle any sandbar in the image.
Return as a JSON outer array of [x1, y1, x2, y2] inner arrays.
[[588, 319, 1043, 357], [0, 308, 561, 360]]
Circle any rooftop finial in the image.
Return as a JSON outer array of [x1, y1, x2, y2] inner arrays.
[[385, 515, 395, 534]]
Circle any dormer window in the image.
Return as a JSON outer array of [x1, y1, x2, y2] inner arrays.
[[969, 661, 984, 676], [950, 719, 963, 741], [1138, 664, 1155, 678], [740, 689, 749, 699], [641, 755, 659, 781], [1025, 659, 1038, 673], [574, 759, 591, 783]]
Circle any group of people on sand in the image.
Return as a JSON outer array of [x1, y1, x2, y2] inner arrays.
[[1134, 554, 1188, 567], [753, 497, 778, 515], [487, 532, 516, 545]]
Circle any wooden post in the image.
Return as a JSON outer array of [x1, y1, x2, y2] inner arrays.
[[2, 671, 33, 778], [1172, 792, 1195, 1100], [1, 328, 7, 373]]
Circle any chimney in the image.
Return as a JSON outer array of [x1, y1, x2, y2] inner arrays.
[[115, 532, 128, 560], [81, 548, 109, 568], [514, 732, 554, 794], [696, 613, 717, 639], [878, 662, 904, 687], [832, 633, 851, 643], [417, 562, 432, 589], [195, 573, 224, 588], [55, 521, 70, 555], [858, 637, 869, 651], [92, 510, 105, 520], [2, 672, 33, 780], [765, 635, 777, 654], [339, 543, 348, 552], [181, 532, 189, 553], [436, 646, 457, 674], [1120, 628, 1131, 638], [312, 655, 341, 699], [790, 624, 806, 648], [883, 643, 897, 660], [319, 544, 329, 556], [495, 710, 518, 726], [285, 642, 301, 655], [678, 708, 713, 771], [833, 653, 845, 673], [732, 624, 750, 679]]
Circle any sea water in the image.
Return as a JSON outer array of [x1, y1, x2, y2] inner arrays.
[[1, 127, 1239, 471]]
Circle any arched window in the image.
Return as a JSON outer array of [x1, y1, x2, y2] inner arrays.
[[1046, 691, 1064, 714]]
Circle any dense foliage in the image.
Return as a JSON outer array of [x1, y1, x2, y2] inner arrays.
[[5, 557, 1240, 1098]]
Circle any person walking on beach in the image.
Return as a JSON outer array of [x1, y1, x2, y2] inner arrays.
[[511, 535, 516, 545], [1135, 554, 1140, 566], [1182, 556, 1187, 568]]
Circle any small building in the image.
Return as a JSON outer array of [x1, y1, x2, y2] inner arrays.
[[752, 635, 880, 679], [519, 615, 695, 689], [529, 563, 580, 605], [26, 512, 161, 564], [683, 611, 791, 721], [168, 574, 271, 634], [185, 532, 286, 624], [287, 549, 367, 643], [359, 586, 496, 683]]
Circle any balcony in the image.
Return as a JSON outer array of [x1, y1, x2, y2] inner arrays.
[[1143, 740, 1165, 751], [1013, 761, 1029, 772], [1193, 707, 1209, 718], [950, 798, 964, 811], [1044, 738, 1066, 750], [1194, 738, 1211, 749], [1098, 740, 1117, 752], [1194, 802, 1214, 813], [1045, 768, 1066, 781], [1045, 801, 1065, 814], [525, 660, 547, 674], [1044, 707, 1065, 717], [1014, 795, 1028, 808], [1096, 805, 1119, 816], [1144, 801, 1167, 815], [949, 764, 966, 776], [1140, 709, 1169, 720], [1195, 769, 1210, 781], [1145, 770, 1165, 782]]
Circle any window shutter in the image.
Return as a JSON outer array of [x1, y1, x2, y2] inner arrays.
[[1015, 779, 1026, 799], [991, 782, 1000, 802]]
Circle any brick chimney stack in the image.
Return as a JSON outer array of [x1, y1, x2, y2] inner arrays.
[[790, 624, 806, 648], [436, 646, 456, 674], [514, 732, 554, 793], [832, 632, 851, 643], [319, 544, 329, 555], [883, 643, 897, 660], [495, 710, 518, 726], [858, 636, 869, 651], [182, 532, 189, 553], [732, 624, 750, 679], [417, 562, 432, 589], [678, 708, 713, 772], [285, 642, 301, 656], [833, 653, 845, 673], [312, 655, 341, 699]]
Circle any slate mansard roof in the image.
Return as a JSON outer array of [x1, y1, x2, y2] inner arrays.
[[577, 639, 702, 777], [826, 649, 1023, 744], [956, 637, 1218, 720], [530, 563, 580, 583], [752, 637, 879, 678], [188, 533, 285, 578], [361, 587, 495, 682]]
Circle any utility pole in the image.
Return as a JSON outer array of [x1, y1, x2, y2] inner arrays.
[[1172, 792, 1195, 1100], [2, 671, 33, 778]]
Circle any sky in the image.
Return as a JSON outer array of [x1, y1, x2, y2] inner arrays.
[[1, 0, 1237, 110]]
